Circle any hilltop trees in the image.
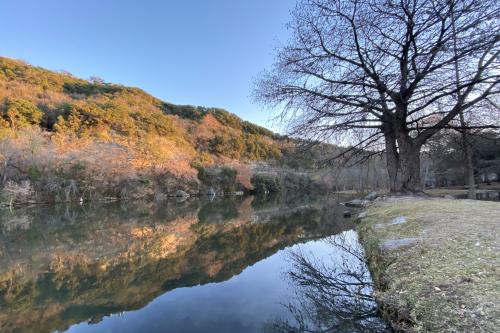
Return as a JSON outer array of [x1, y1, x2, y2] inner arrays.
[[255, 0, 499, 193]]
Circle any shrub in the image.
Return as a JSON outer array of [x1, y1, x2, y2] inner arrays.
[[63, 82, 123, 96], [2, 98, 43, 129], [27, 165, 42, 181], [209, 133, 244, 159], [251, 174, 281, 194], [164, 103, 207, 121]]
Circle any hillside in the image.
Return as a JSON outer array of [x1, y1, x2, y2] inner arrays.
[[0, 56, 329, 203]]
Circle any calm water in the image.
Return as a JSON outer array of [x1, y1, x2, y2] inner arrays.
[[455, 191, 500, 201], [0, 195, 388, 333]]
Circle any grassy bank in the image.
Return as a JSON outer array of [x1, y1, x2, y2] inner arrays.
[[357, 197, 499, 332]]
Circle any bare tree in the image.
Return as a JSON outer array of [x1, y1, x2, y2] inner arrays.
[[255, 0, 499, 193]]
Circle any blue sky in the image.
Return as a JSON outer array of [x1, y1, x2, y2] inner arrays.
[[0, 0, 294, 129]]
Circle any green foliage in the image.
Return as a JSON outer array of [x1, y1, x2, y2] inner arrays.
[[207, 132, 281, 161], [243, 134, 281, 160], [53, 103, 104, 136], [242, 120, 275, 137], [219, 167, 237, 188], [251, 174, 281, 194], [130, 111, 177, 137], [426, 131, 500, 186], [164, 102, 277, 138], [209, 108, 242, 129], [164, 103, 207, 121], [1, 98, 43, 129], [63, 82, 124, 96], [197, 167, 211, 185], [472, 131, 500, 161], [191, 152, 214, 169], [27, 165, 42, 181], [209, 133, 244, 159], [0, 57, 82, 92]]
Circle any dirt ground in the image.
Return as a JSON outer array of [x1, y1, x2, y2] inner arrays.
[[358, 197, 499, 332]]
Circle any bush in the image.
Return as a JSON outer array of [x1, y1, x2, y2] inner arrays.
[[164, 103, 207, 121], [251, 174, 281, 194], [63, 82, 123, 96], [2, 98, 43, 129], [27, 165, 42, 181], [209, 133, 244, 159]]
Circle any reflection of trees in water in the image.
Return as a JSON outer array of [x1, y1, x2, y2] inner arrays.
[[268, 231, 389, 333], [197, 197, 241, 223], [0, 194, 358, 333]]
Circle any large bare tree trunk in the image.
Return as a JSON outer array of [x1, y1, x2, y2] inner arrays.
[[397, 144, 422, 193], [384, 132, 399, 192], [385, 130, 423, 194]]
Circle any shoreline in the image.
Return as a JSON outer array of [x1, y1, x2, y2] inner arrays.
[[356, 197, 499, 332], [0, 191, 250, 210]]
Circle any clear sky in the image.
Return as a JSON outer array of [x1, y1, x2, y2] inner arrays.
[[0, 0, 294, 129]]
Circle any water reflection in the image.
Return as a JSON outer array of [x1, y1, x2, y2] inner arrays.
[[475, 191, 500, 201], [268, 231, 389, 333], [455, 191, 500, 201], [0, 194, 384, 333]]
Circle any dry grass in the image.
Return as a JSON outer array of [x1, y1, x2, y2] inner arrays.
[[358, 198, 500, 332]]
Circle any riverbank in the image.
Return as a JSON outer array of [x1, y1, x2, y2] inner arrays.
[[357, 197, 499, 332]]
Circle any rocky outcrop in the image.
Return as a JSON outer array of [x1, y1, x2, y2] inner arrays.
[[364, 191, 379, 201]]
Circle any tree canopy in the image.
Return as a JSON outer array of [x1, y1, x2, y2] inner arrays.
[[255, 0, 499, 192]]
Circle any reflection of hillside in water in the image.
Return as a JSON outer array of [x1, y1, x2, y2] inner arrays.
[[0, 194, 352, 333]]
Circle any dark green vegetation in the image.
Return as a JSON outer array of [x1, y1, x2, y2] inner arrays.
[[0, 195, 353, 333], [250, 174, 281, 194]]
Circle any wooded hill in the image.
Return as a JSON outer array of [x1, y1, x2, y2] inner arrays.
[[0, 56, 332, 202]]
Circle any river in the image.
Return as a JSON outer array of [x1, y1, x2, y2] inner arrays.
[[0, 194, 389, 333]]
